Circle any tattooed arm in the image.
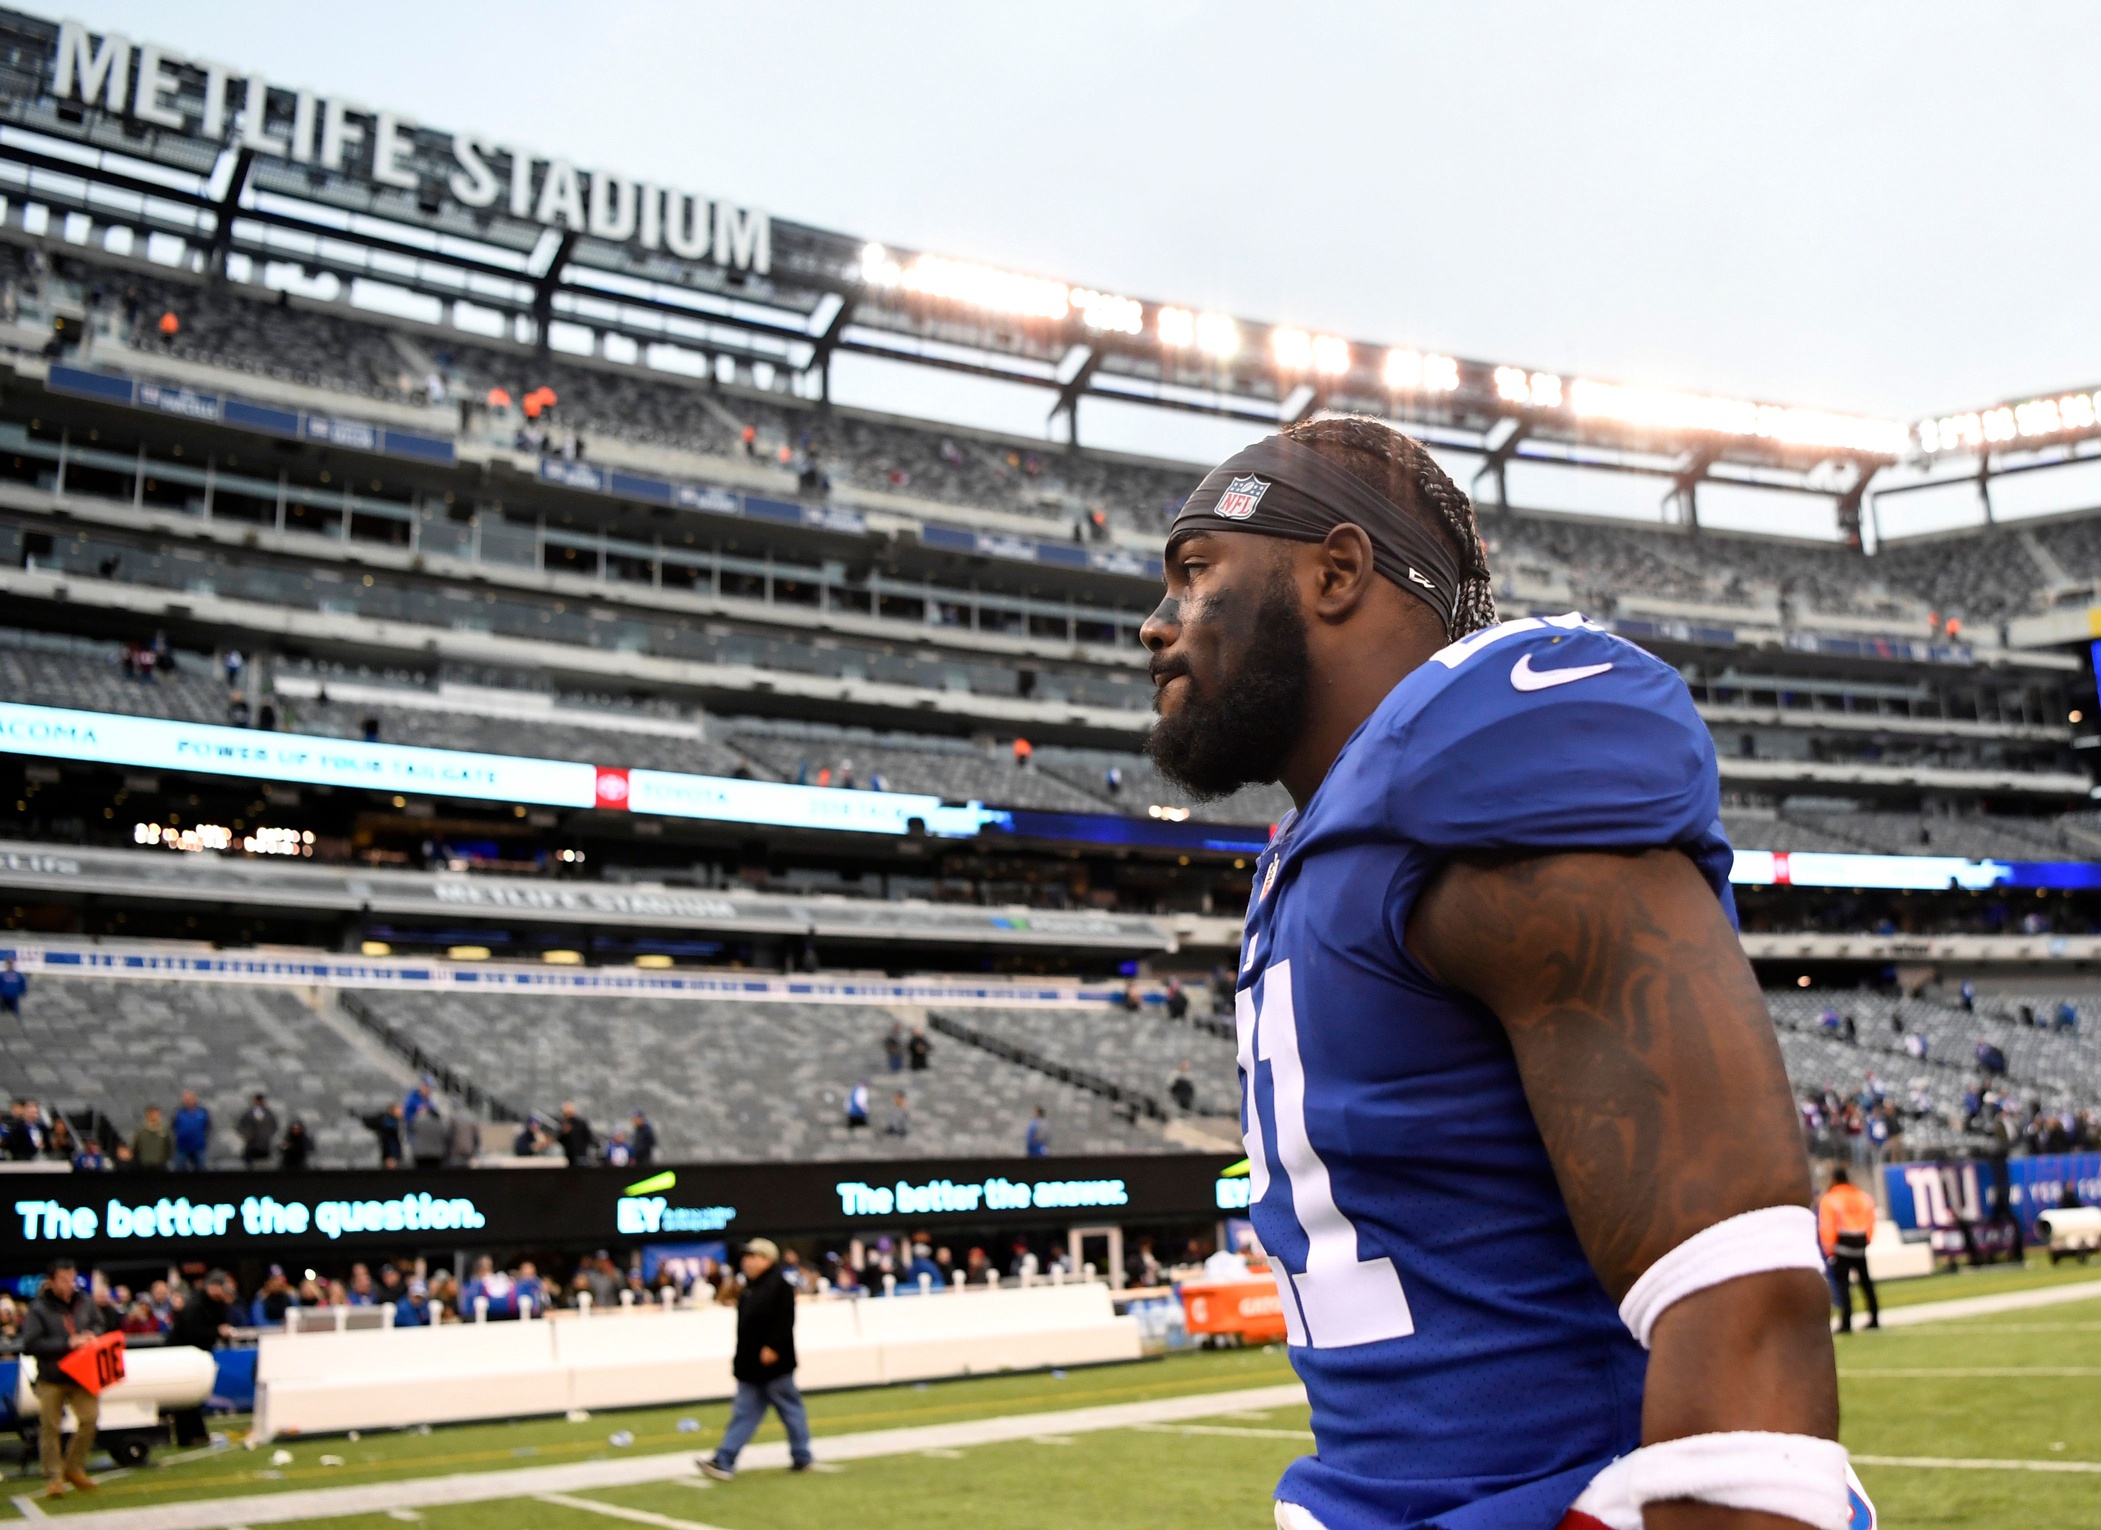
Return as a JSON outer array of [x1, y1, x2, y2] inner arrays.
[[1408, 847, 1838, 1530]]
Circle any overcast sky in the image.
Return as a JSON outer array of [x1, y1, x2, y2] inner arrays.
[[48, 2, 2101, 540]]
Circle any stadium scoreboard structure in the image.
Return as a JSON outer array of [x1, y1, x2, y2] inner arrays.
[[0, 7, 2013, 544]]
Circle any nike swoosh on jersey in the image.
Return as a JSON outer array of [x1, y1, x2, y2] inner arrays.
[[1510, 653, 1613, 691]]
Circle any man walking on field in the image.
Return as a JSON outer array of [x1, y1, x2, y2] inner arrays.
[[699, 1238, 813, 1479]]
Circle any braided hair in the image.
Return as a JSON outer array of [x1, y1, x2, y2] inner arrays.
[[1281, 415, 1498, 639]]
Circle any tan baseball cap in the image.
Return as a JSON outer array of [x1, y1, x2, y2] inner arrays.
[[742, 1238, 780, 1262]]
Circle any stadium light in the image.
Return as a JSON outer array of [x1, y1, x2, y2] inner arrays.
[[860, 242, 1141, 332], [1311, 335, 1351, 376], [1568, 378, 1908, 456], [1072, 288, 1143, 336], [1919, 391, 2101, 454], [1196, 311, 1239, 360], [1495, 367, 1563, 409], [1272, 327, 1313, 371], [1156, 305, 1195, 349]]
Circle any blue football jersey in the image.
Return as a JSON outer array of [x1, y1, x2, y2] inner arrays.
[[1236, 613, 1735, 1530]]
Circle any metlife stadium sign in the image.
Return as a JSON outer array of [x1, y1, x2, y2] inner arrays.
[[38, 18, 771, 274], [0, 702, 993, 839]]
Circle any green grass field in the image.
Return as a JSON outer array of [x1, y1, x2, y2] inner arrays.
[[4, 1262, 2097, 1529]]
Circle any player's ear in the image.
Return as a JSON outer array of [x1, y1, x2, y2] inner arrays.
[[1312, 523, 1377, 617]]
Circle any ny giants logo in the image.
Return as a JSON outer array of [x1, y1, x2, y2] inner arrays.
[[594, 768, 631, 810], [1213, 475, 1270, 520]]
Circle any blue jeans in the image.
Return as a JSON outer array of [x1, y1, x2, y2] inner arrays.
[[173, 1147, 207, 1172], [712, 1375, 811, 1469]]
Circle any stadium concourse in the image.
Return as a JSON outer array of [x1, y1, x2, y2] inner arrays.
[[3, 10, 2101, 1525]]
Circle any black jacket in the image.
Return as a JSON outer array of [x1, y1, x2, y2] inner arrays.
[[20, 1286, 102, 1363], [170, 1290, 231, 1351], [733, 1264, 797, 1384]]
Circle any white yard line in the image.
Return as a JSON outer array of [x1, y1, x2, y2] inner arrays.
[[534, 1492, 732, 1530], [35, 1381, 1308, 1530], [1853, 1453, 2101, 1474], [1841, 1366, 2101, 1378], [1861, 1277, 2101, 1329], [1134, 1423, 1315, 1440], [10, 1497, 48, 1523]]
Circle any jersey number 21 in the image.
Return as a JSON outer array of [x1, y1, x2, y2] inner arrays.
[[1237, 959, 1416, 1349]]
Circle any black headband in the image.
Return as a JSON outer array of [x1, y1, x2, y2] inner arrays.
[[1167, 435, 1482, 632]]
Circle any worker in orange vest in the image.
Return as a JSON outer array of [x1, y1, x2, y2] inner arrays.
[[1818, 1166, 1880, 1332]]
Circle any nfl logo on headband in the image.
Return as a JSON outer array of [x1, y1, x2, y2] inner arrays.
[[1213, 475, 1270, 520]]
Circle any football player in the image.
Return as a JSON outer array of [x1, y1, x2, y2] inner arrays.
[[1142, 417, 1870, 1530]]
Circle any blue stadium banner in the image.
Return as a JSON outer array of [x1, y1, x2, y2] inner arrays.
[[45, 365, 455, 467], [1883, 1153, 2101, 1242]]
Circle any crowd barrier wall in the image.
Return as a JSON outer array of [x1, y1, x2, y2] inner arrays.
[[253, 1283, 1138, 1437]]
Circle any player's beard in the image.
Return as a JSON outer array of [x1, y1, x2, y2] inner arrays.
[[1145, 563, 1310, 799]]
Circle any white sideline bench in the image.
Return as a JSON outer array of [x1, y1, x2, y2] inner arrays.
[[254, 1283, 1141, 1438]]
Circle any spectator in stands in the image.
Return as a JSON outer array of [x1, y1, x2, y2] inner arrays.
[[884, 1091, 911, 1138], [463, 1256, 520, 1320], [1126, 1238, 1163, 1289], [279, 1119, 313, 1172], [964, 1247, 994, 1286], [591, 1254, 627, 1308], [558, 1103, 596, 1166], [883, 1024, 905, 1073], [361, 1102, 404, 1168], [169, 1269, 235, 1353], [408, 1100, 446, 1171], [346, 1265, 376, 1306], [156, 308, 178, 343], [71, 1135, 108, 1172], [404, 1078, 437, 1124], [629, 1109, 657, 1170], [604, 1128, 635, 1168], [1818, 1165, 1881, 1333], [1959, 980, 1976, 1012], [908, 1027, 931, 1071], [0, 957, 26, 1016], [1025, 1105, 1051, 1157], [222, 648, 242, 686], [171, 1090, 209, 1172], [699, 1238, 812, 1480], [512, 1114, 551, 1158], [45, 1116, 75, 1163], [23, 1258, 104, 1498], [1976, 1040, 2008, 1076], [515, 1261, 546, 1316], [1122, 979, 1142, 1013], [130, 1105, 172, 1171], [904, 1242, 941, 1291], [4, 1100, 45, 1160], [1012, 737, 1032, 768], [119, 1298, 162, 1336], [1165, 979, 1188, 1021], [446, 1110, 478, 1169], [2058, 1000, 2080, 1034], [237, 1092, 278, 1169], [845, 1080, 869, 1130], [1170, 1061, 1196, 1113]]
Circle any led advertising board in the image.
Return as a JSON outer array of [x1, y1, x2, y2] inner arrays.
[[0, 1156, 1243, 1264]]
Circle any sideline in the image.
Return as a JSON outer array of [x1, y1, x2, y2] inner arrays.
[[1853, 1454, 2101, 1475], [1845, 1276, 2101, 1330], [32, 1382, 1309, 1530]]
